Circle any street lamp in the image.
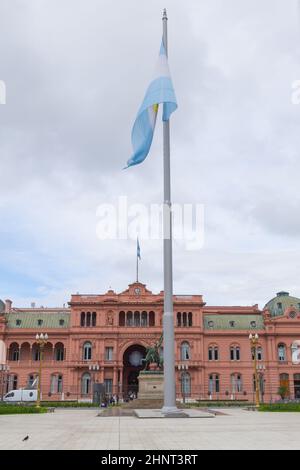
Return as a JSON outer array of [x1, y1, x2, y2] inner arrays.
[[0, 364, 10, 401], [249, 333, 260, 409], [35, 333, 48, 408], [178, 364, 189, 404]]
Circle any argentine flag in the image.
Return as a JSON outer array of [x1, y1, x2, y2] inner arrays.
[[125, 40, 177, 169]]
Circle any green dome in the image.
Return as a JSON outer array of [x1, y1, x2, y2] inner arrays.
[[264, 291, 300, 317]]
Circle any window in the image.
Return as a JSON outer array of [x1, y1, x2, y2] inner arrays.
[[182, 312, 187, 327], [16, 319, 21, 326], [231, 373, 243, 393], [83, 342, 92, 361], [208, 346, 219, 361], [209, 374, 220, 394], [278, 344, 286, 362], [81, 373, 91, 395], [149, 311, 155, 327], [105, 347, 113, 361], [92, 312, 97, 327], [188, 312, 193, 327], [33, 347, 41, 362], [80, 312, 85, 327], [126, 311, 133, 327], [86, 312, 91, 327], [277, 302, 283, 310], [208, 321, 214, 329], [37, 319, 43, 326], [257, 347, 263, 361], [141, 311, 148, 327], [55, 344, 64, 361], [119, 311, 125, 326], [250, 321, 257, 328], [181, 342, 190, 361], [28, 374, 38, 388], [59, 319, 65, 326], [289, 311, 296, 319], [230, 346, 240, 361], [134, 311, 140, 327], [6, 374, 18, 393], [50, 374, 63, 393], [181, 372, 191, 396], [104, 379, 113, 394], [11, 347, 19, 362], [229, 321, 235, 328], [177, 312, 181, 327]]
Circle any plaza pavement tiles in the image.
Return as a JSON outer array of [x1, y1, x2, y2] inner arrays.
[[0, 408, 300, 450]]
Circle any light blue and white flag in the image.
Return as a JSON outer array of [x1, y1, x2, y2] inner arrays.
[[125, 40, 177, 169], [137, 237, 141, 260]]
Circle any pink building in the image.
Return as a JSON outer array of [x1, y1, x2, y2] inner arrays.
[[1, 285, 300, 402]]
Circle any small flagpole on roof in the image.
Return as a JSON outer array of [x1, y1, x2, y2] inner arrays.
[[136, 237, 141, 282]]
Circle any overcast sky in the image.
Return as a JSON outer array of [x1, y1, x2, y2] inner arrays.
[[1, 0, 300, 309]]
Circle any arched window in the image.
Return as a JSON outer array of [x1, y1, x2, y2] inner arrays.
[[50, 374, 63, 393], [149, 311, 155, 327], [86, 312, 91, 327], [92, 312, 97, 327], [278, 344, 286, 362], [279, 373, 290, 398], [141, 311, 148, 327], [81, 373, 91, 395], [134, 311, 140, 327], [188, 312, 193, 327], [209, 374, 220, 394], [119, 311, 125, 326], [54, 343, 64, 362], [126, 311, 133, 327], [181, 372, 191, 396], [181, 342, 190, 361], [177, 312, 181, 327], [208, 346, 219, 361], [182, 312, 187, 327], [83, 342, 92, 361], [9, 343, 19, 361], [230, 345, 240, 361], [32, 345, 41, 362], [80, 312, 85, 327], [231, 373, 243, 393]]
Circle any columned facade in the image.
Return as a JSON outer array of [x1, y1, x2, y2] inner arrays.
[[1, 286, 300, 402]]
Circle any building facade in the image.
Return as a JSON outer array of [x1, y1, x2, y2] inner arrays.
[[1, 284, 300, 402]]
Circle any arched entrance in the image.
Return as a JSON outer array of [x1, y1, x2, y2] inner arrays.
[[123, 344, 146, 399]]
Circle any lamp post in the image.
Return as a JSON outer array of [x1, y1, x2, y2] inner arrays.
[[35, 333, 48, 408], [0, 364, 10, 401], [249, 333, 260, 409], [178, 364, 189, 404]]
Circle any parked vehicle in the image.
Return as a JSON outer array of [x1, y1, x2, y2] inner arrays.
[[3, 389, 37, 402]]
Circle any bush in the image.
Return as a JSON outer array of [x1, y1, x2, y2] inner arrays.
[[184, 401, 254, 408], [40, 401, 97, 408], [0, 406, 47, 415], [259, 403, 300, 412]]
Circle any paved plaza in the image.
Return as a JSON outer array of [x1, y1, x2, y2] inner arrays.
[[0, 408, 300, 450]]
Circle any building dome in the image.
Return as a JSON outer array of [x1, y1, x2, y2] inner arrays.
[[264, 291, 300, 317]]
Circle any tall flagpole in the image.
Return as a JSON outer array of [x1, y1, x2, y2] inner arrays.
[[162, 9, 178, 414]]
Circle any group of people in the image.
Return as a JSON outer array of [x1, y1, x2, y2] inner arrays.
[[100, 394, 119, 407]]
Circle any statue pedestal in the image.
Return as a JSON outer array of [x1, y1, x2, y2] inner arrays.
[[138, 371, 164, 400]]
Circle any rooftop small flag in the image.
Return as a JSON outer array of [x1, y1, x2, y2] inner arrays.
[[125, 40, 177, 169]]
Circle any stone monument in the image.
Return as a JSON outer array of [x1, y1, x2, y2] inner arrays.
[[138, 335, 164, 400]]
